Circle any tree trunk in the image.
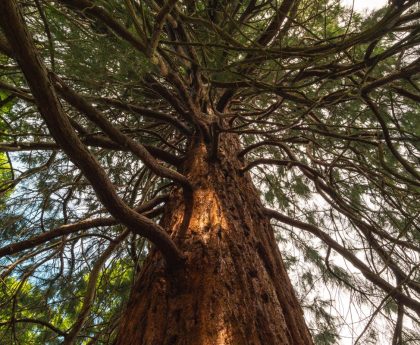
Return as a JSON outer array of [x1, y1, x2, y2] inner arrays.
[[115, 133, 313, 345]]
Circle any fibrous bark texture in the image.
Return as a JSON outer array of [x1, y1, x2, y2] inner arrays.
[[116, 134, 313, 345]]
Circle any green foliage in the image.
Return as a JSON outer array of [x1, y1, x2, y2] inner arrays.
[[0, 258, 134, 344], [314, 328, 340, 345], [0, 277, 57, 344], [1, 0, 419, 343], [0, 91, 14, 209]]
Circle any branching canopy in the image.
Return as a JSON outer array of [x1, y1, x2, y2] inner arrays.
[[0, 0, 419, 344]]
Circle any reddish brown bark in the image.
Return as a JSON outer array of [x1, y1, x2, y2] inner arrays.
[[116, 134, 313, 345]]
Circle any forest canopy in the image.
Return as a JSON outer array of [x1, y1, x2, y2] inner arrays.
[[0, 0, 419, 344]]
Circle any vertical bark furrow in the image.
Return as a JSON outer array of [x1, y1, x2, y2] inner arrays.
[[115, 135, 313, 345]]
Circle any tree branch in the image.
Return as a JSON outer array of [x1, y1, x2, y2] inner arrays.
[[0, 0, 184, 268]]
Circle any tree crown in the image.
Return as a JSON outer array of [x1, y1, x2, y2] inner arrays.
[[0, 0, 419, 343]]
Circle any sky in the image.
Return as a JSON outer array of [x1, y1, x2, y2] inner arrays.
[[341, 0, 387, 12]]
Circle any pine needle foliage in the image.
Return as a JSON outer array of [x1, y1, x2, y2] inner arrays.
[[0, 0, 419, 344]]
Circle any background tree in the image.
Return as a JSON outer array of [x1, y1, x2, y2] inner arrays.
[[0, 0, 419, 344]]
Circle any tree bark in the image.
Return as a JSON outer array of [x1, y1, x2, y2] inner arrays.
[[115, 133, 313, 345]]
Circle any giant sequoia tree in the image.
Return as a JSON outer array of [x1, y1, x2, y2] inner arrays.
[[0, 0, 419, 344]]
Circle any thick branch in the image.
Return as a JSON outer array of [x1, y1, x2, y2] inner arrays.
[[0, 194, 168, 258], [0, 0, 184, 267], [52, 75, 192, 192]]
